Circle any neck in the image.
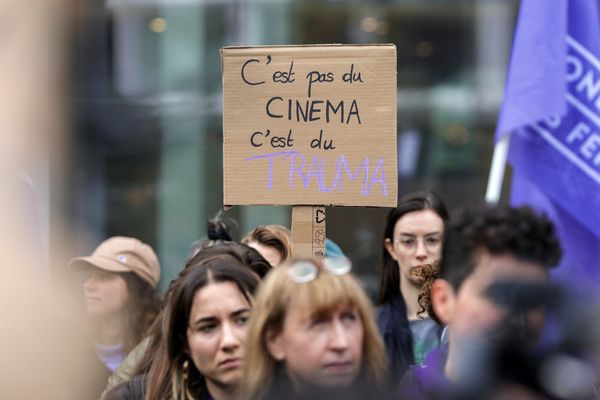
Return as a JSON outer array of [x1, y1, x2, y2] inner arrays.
[[95, 313, 127, 346], [206, 380, 238, 400], [444, 336, 458, 382], [444, 333, 475, 383], [400, 277, 426, 320]]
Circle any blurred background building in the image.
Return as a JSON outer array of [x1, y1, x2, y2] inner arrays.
[[58, 0, 518, 289]]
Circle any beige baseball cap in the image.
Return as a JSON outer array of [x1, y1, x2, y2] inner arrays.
[[69, 236, 160, 288]]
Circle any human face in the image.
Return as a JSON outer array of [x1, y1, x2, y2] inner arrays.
[[442, 252, 549, 345], [186, 282, 251, 391], [385, 209, 444, 286], [267, 302, 364, 389], [247, 241, 282, 268], [83, 268, 129, 318]]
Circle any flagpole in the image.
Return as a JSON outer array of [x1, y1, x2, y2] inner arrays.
[[485, 134, 510, 204]]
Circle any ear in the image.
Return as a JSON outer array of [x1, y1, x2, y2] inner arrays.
[[431, 279, 455, 325], [384, 238, 398, 261], [265, 329, 285, 361]]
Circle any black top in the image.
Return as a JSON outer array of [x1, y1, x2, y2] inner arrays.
[[262, 368, 390, 400], [376, 294, 414, 382]]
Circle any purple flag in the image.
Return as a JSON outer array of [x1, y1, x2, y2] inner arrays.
[[499, 0, 600, 291]]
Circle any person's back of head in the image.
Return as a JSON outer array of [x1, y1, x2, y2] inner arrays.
[[242, 225, 292, 268], [190, 212, 238, 257], [188, 241, 272, 279], [440, 205, 562, 292]]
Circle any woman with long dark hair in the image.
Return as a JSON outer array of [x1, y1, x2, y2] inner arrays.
[[377, 191, 449, 381], [106, 249, 263, 400]]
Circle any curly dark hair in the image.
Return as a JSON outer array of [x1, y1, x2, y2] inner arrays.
[[415, 260, 441, 320], [420, 205, 563, 323], [441, 205, 562, 290]]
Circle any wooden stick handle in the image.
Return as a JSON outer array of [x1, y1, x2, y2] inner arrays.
[[291, 206, 326, 259]]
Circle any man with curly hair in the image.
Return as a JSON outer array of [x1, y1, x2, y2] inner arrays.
[[397, 205, 562, 399]]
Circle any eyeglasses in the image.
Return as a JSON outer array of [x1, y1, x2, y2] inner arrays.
[[287, 257, 352, 283], [393, 235, 442, 253]]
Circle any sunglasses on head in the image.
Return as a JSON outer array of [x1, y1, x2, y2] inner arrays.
[[287, 257, 352, 283]]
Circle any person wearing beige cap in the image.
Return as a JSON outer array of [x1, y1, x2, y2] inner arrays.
[[69, 236, 162, 400]]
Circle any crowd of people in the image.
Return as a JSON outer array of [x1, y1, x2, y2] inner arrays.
[[67, 191, 600, 400]]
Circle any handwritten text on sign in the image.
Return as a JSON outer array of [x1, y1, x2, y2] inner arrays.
[[222, 45, 397, 206]]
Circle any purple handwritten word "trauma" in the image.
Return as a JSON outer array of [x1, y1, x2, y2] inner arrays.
[[245, 150, 388, 196]]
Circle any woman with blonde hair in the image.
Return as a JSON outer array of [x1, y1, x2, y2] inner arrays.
[[242, 258, 388, 400]]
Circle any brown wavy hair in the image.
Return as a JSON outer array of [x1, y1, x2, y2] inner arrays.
[[129, 243, 271, 384], [121, 272, 162, 352], [414, 259, 442, 322], [143, 255, 260, 400]]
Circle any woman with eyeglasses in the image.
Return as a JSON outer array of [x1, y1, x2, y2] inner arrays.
[[106, 252, 262, 400], [377, 190, 449, 381], [242, 258, 388, 400]]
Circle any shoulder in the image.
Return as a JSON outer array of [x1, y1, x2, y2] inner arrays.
[[377, 296, 409, 330], [102, 338, 151, 399], [104, 374, 146, 400]]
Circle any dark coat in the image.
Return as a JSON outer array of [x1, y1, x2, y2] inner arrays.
[[376, 295, 414, 382], [263, 372, 389, 400]]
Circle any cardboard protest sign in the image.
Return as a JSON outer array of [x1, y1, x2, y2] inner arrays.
[[221, 44, 397, 207]]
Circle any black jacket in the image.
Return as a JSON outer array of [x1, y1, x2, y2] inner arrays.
[[376, 294, 414, 382]]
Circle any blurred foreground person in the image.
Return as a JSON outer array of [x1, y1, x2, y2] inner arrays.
[[396, 206, 562, 400], [69, 237, 162, 400], [106, 246, 267, 400], [242, 225, 292, 267], [378, 191, 449, 380], [242, 258, 388, 400]]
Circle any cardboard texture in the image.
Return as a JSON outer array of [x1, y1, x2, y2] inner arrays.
[[222, 44, 397, 207], [292, 206, 326, 258]]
